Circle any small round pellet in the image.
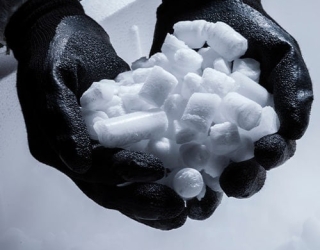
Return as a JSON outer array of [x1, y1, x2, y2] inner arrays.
[[173, 168, 204, 199]]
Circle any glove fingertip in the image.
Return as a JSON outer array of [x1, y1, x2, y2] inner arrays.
[[254, 133, 296, 170], [219, 159, 266, 199], [187, 187, 223, 220]]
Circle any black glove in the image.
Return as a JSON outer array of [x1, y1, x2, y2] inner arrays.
[[150, 0, 313, 198], [5, 0, 188, 230]]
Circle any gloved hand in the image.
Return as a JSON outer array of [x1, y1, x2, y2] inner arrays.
[[4, 0, 190, 230], [150, 0, 313, 198]]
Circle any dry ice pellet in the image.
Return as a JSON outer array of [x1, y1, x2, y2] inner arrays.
[[80, 20, 280, 200]]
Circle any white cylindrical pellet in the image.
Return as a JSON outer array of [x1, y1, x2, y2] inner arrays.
[[213, 57, 232, 75], [249, 106, 280, 142], [118, 83, 143, 96], [132, 54, 170, 71], [181, 93, 221, 133], [204, 154, 229, 178], [180, 142, 210, 170], [232, 58, 261, 82], [101, 96, 126, 118], [231, 71, 269, 106], [181, 73, 203, 100], [207, 21, 248, 61], [220, 92, 262, 131], [161, 34, 189, 61], [124, 139, 149, 152], [130, 25, 142, 59], [209, 122, 241, 155], [132, 68, 153, 83], [173, 168, 204, 199], [80, 81, 115, 111], [81, 108, 109, 140], [148, 53, 170, 69], [173, 120, 199, 144], [198, 47, 220, 70], [121, 93, 154, 113], [173, 20, 209, 49], [139, 66, 178, 107], [227, 134, 254, 162], [172, 48, 203, 76], [146, 137, 180, 169], [201, 171, 223, 192], [105, 105, 126, 118], [201, 68, 238, 97], [163, 94, 186, 121], [114, 71, 134, 85], [94, 109, 168, 148]]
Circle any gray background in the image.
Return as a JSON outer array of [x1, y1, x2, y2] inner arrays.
[[0, 0, 319, 249]]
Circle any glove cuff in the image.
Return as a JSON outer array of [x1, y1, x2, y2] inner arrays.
[[5, 0, 84, 61]]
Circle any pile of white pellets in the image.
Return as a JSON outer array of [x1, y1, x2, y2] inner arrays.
[[80, 20, 280, 200]]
